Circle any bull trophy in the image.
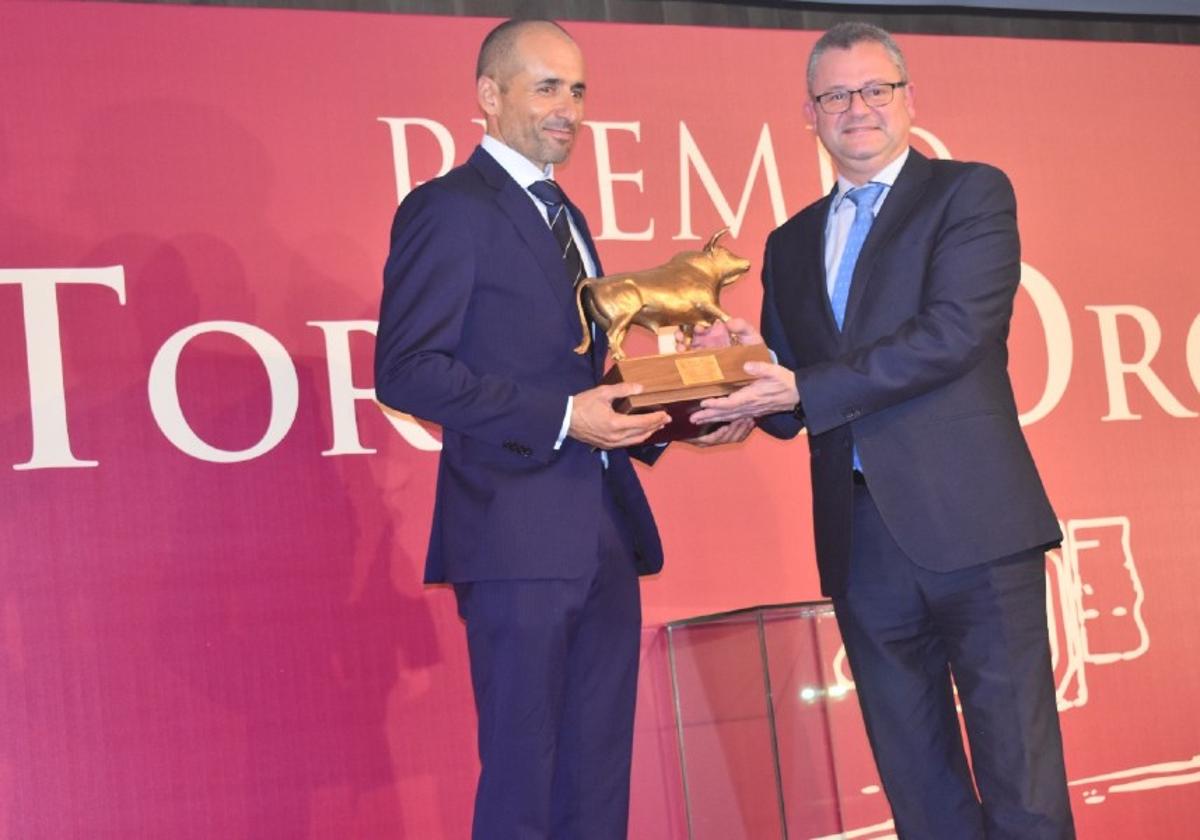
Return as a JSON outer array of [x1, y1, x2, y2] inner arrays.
[[575, 228, 771, 443]]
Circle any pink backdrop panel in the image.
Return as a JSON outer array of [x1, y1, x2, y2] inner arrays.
[[1, 2, 1198, 838]]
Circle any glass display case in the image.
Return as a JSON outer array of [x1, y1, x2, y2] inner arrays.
[[665, 602, 895, 840]]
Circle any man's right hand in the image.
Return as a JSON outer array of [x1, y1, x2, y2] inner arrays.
[[569, 383, 670, 450]]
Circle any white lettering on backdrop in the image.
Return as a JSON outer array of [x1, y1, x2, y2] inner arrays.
[[3, 118, 1197, 469]]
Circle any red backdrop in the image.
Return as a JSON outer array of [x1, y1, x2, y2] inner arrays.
[[2, 2, 1199, 837]]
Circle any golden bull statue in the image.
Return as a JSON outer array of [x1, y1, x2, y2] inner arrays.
[[574, 228, 751, 360]]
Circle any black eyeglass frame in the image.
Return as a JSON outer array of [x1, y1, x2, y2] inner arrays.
[[812, 82, 908, 115]]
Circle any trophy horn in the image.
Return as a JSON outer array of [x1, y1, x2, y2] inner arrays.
[[704, 227, 731, 252]]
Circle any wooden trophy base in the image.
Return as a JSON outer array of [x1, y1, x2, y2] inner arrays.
[[602, 343, 773, 444]]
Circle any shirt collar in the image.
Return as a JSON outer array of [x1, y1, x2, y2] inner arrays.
[[833, 146, 910, 211], [481, 134, 552, 190]]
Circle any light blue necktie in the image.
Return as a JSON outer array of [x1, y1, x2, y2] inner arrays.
[[830, 182, 885, 473], [830, 182, 885, 331]]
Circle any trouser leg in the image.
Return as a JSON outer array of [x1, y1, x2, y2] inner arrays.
[[455, 484, 641, 840], [834, 485, 986, 839], [931, 551, 1075, 839], [549, 487, 641, 839]]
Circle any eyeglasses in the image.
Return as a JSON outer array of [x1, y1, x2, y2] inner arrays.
[[813, 82, 907, 115]]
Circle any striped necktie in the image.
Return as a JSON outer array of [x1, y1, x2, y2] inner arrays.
[[528, 178, 586, 288]]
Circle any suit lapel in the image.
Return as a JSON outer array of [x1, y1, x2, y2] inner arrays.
[[565, 195, 606, 377], [567, 194, 602, 277], [469, 147, 578, 316], [798, 190, 841, 343], [842, 150, 932, 330], [469, 147, 601, 377]]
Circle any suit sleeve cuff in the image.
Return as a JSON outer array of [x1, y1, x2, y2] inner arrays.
[[767, 346, 803, 421]]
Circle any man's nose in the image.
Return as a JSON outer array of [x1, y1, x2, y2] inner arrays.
[[846, 89, 873, 116], [554, 93, 581, 120]]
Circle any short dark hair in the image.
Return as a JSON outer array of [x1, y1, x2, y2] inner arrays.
[[807, 22, 908, 95], [476, 18, 573, 85]]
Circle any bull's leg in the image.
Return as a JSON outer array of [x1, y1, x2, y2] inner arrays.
[[696, 303, 739, 344], [679, 323, 695, 351], [698, 302, 733, 323], [606, 311, 637, 360]]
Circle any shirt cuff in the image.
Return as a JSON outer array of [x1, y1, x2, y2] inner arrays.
[[554, 396, 572, 450]]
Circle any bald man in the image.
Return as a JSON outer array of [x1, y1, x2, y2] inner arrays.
[[376, 19, 693, 839]]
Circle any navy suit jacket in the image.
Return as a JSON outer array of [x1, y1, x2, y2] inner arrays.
[[375, 146, 663, 584], [759, 150, 1061, 596]]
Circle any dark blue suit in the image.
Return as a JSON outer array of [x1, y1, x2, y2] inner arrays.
[[376, 146, 663, 839], [760, 151, 1074, 838]]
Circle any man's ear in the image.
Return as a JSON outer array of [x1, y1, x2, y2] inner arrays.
[[477, 75, 499, 117]]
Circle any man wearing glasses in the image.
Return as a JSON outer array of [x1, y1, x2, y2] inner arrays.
[[691, 22, 1075, 839]]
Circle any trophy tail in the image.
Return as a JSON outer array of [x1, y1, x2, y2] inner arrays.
[[574, 279, 593, 355]]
